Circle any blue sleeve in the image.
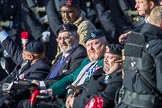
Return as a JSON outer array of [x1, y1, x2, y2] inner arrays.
[[0, 30, 8, 43]]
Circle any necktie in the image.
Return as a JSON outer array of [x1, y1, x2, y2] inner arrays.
[[48, 56, 66, 79], [71, 62, 97, 86]]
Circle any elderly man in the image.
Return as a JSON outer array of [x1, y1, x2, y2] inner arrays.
[[0, 26, 51, 80], [0, 26, 52, 107], [59, 0, 96, 46], [42, 23, 87, 87], [39, 30, 107, 108], [18, 30, 108, 108], [116, 6, 162, 108], [65, 44, 123, 108]]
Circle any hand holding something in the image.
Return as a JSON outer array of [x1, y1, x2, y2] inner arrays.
[[19, 73, 25, 79], [40, 89, 53, 96], [31, 80, 40, 86]]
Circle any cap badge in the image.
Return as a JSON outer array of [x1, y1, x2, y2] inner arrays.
[[62, 25, 67, 31], [90, 33, 96, 38]]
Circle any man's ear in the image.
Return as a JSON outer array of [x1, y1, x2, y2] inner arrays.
[[28, 54, 34, 60], [149, 1, 155, 10]]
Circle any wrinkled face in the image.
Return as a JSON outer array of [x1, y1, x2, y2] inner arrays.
[[86, 38, 106, 62], [60, 6, 80, 23], [57, 31, 77, 54], [135, 0, 154, 17], [104, 47, 121, 74]]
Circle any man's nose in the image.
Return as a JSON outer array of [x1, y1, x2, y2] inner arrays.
[[135, 3, 138, 9], [64, 13, 70, 20], [89, 44, 94, 50], [60, 38, 66, 43]]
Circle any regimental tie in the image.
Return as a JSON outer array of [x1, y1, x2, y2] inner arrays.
[[48, 56, 66, 79], [71, 62, 98, 87]]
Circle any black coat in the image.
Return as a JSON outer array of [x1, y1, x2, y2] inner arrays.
[[73, 68, 122, 108], [0, 0, 22, 32], [21, 0, 45, 40], [45, 44, 87, 87], [1, 37, 52, 80], [117, 23, 162, 108], [92, 0, 132, 43], [44, 0, 62, 61], [123, 23, 162, 94]]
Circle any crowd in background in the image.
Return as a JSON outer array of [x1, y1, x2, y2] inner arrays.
[[0, 0, 162, 108]]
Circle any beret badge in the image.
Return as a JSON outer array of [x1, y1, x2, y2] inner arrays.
[[90, 33, 96, 38]]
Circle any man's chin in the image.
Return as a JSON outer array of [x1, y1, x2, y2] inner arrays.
[[89, 57, 99, 62], [103, 67, 110, 72], [61, 47, 73, 53]]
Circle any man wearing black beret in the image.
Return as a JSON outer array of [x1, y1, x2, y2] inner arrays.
[[17, 23, 87, 108], [22, 29, 106, 108], [59, 0, 96, 46], [0, 26, 52, 107], [65, 44, 123, 108], [0, 26, 52, 81], [42, 23, 87, 87]]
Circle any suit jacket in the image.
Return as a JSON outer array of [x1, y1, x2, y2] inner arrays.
[[1, 37, 52, 80], [73, 68, 122, 108], [45, 44, 87, 86]]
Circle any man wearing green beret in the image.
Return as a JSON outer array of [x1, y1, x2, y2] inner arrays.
[[19, 30, 108, 108]]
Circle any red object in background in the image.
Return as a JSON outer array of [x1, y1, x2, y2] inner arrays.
[[30, 90, 40, 107], [66, 0, 72, 6], [21, 31, 29, 45], [85, 96, 104, 108]]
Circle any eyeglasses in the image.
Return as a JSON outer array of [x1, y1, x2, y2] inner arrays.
[[60, 10, 74, 14], [56, 35, 72, 41]]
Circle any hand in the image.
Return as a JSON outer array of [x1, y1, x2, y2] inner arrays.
[[19, 73, 25, 79], [118, 31, 131, 44], [40, 89, 53, 96], [66, 94, 75, 108], [31, 80, 40, 86]]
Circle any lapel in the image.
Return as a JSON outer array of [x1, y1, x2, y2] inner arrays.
[[58, 55, 71, 75], [51, 54, 62, 70], [48, 45, 80, 78], [48, 53, 71, 79], [46, 54, 63, 79], [57, 45, 80, 75]]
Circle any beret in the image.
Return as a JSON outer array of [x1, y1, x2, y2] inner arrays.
[[25, 41, 46, 54], [108, 44, 123, 56], [59, 0, 80, 8], [84, 30, 105, 43], [55, 23, 78, 36]]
